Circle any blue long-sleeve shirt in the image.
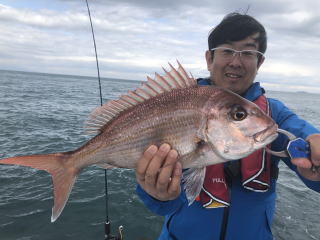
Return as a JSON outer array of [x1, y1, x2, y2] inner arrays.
[[136, 81, 320, 240]]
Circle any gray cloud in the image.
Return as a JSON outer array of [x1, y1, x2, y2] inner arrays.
[[0, 0, 319, 93]]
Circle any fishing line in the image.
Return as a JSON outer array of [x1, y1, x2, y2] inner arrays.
[[84, 1, 123, 239], [85, 0, 103, 106]]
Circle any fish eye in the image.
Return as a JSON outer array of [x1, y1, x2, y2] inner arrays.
[[230, 105, 247, 121]]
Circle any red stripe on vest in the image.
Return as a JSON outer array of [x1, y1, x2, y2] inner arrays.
[[198, 95, 272, 208]]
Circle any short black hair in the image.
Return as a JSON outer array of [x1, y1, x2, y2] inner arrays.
[[208, 13, 267, 54]]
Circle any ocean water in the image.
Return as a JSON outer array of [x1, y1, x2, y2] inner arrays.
[[0, 69, 319, 240]]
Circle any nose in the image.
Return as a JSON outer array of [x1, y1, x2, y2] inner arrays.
[[229, 52, 242, 67]]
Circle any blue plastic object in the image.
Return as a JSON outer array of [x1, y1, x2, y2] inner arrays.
[[286, 138, 310, 159]]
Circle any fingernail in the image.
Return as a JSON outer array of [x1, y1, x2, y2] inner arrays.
[[160, 143, 170, 152], [147, 145, 157, 154], [168, 150, 178, 159]]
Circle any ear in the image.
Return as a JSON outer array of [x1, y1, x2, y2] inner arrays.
[[205, 50, 213, 71], [257, 56, 265, 70]]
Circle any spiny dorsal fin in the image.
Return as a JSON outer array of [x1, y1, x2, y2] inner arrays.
[[85, 61, 196, 135]]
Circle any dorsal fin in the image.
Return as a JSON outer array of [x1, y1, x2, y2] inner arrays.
[[85, 61, 196, 135]]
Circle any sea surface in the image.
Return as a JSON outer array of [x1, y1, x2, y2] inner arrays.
[[0, 69, 319, 240]]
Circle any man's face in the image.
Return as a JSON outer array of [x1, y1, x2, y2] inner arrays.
[[205, 33, 264, 95]]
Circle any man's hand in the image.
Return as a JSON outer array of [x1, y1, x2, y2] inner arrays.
[[291, 134, 320, 181], [135, 143, 182, 201]]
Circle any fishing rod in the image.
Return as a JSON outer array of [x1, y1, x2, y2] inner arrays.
[[84, 0, 124, 239]]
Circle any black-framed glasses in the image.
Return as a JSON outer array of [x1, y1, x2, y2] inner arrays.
[[210, 47, 264, 62]]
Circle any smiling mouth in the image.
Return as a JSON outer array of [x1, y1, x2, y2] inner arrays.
[[225, 73, 242, 79]]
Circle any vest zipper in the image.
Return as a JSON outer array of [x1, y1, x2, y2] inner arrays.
[[219, 205, 230, 240], [220, 166, 233, 240]]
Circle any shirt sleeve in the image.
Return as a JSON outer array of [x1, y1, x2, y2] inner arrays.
[[269, 98, 320, 192], [136, 184, 187, 216]]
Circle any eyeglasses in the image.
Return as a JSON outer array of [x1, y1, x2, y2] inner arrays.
[[210, 47, 264, 62]]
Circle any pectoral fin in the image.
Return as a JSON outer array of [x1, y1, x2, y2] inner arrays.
[[182, 167, 206, 205], [181, 141, 226, 169]]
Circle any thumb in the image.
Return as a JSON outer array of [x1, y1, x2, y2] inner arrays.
[[291, 157, 312, 169]]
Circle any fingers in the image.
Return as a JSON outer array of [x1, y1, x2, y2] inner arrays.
[[291, 158, 312, 169], [291, 134, 320, 171], [135, 143, 181, 201], [136, 145, 158, 184], [291, 133, 320, 180], [156, 149, 178, 193], [291, 158, 320, 181], [145, 144, 171, 187], [167, 161, 182, 197], [307, 134, 320, 167], [296, 166, 320, 181]]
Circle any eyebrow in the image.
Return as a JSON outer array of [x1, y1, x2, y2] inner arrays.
[[225, 41, 258, 49], [243, 42, 258, 48]]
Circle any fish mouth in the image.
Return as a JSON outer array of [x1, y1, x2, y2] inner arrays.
[[253, 123, 278, 145]]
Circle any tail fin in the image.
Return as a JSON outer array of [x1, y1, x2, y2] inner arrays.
[[0, 152, 78, 222]]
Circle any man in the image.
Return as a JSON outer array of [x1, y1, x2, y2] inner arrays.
[[135, 13, 320, 240]]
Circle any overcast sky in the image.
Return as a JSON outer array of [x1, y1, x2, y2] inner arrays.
[[0, 0, 319, 93]]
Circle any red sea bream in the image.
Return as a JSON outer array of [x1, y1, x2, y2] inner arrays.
[[0, 62, 278, 222]]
